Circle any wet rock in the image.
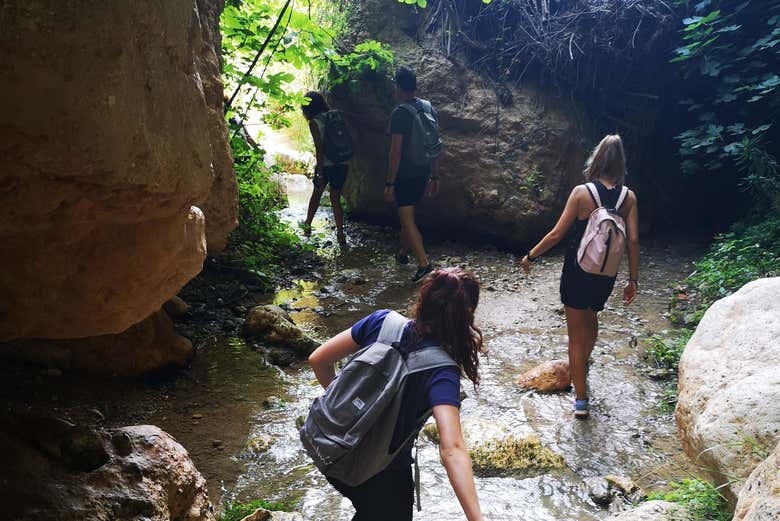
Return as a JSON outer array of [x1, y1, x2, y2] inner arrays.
[[243, 305, 320, 356], [606, 475, 641, 496], [240, 509, 305, 521], [517, 359, 571, 393], [242, 434, 275, 457], [676, 277, 780, 501], [586, 477, 614, 507], [469, 435, 565, 478], [734, 440, 780, 520], [211, 439, 223, 448], [605, 500, 694, 520], [263, 396, 285, 409], [3, 423, 214, 521], [267, 348, 297, 367], [163, 296, 189, 318]]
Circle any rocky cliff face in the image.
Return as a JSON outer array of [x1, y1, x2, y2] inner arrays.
[[337, 0, 591, 247], [0, 1, 236, 348]]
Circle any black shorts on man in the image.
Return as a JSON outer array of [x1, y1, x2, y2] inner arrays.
[[388, 99, 434, 207]]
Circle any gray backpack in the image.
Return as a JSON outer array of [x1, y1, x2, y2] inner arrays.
[[401, 99, 442, 168], [300, 311, 457, 486]]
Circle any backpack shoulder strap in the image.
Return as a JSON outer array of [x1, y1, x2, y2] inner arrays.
[[585, 182, 602, 208], [377, 311, 409, 346], [616, 186, 629, 211], [406, 346, 457, 374]]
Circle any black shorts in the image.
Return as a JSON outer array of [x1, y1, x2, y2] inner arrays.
[[327, 463, 413, 521], [559, 257, 617, 312], [316, 164, 348, 191], [394, 175, 429, 207]]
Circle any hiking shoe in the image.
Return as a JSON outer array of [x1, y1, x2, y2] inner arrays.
[[574, 399, 589, 419], [395, 252, 409, 265], [412, 264, 434, 283]]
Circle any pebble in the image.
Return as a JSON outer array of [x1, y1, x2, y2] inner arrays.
[[191, 413, 203, 419], [212, 439, 223, 448]]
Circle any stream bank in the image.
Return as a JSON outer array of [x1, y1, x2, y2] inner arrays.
[[1, 176, 712, 520]]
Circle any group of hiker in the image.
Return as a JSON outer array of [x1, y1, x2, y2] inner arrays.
[[295, 65, 640, 520]]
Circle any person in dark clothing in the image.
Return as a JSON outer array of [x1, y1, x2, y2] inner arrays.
[[301, 91, 348, 246], [385, 66, 440, 282], [521, 135, 640, 419], [308, 268, 485, 521]]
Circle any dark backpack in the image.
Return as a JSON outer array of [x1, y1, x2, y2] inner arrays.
[[300, 311, 457, 486], [400, 99, 442, 167], [318, 110, 353, 163]]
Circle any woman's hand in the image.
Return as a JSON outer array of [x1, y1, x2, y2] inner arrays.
[[521, 255, 532, 274], [383, 185, 395, 204], [623, 280, 637, 306]]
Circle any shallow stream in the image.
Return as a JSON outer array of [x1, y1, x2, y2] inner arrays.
[[2, 175, 707, 520]]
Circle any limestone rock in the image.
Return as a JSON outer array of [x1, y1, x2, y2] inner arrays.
[[336, 1, 590, 246], [734, 440, 780, 520], [421, 417, 516, 447], [517, 359, 571, 392], [164, 296, 190, 318], [3, 421, 214, 521], [676, 277, 780, 500], [0, 0, 235, 343], [605, 500, 694, 521], [0, 310, 194, 377], [244, 305, 320, 356]]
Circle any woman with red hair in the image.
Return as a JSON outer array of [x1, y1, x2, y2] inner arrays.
[[308, 268, 485, 521]]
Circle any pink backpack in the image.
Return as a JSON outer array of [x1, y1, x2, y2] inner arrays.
[[577, 182, 629, 277]]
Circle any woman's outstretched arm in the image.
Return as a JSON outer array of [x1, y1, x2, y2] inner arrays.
[[522, 186, 582, 272], [308, 329, 360, 388], [433, 404, 484, 521]]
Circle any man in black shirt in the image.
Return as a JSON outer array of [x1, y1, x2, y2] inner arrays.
[[384, 67, 440, 282]]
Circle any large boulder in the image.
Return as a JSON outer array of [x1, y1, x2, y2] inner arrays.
[[0, 309, 194, 376], [0, 0, 235, 344], [605, 500, 694, 521], [676, 277, 780, 501], [734, 440, 780, 520], [2, 419, 215, 521], [336, 0, 590, 246]]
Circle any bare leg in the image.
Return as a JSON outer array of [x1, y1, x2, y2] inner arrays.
[[305, 184, 325, 228], [565, 306, 597, 401], [330, 189, 345, 238], [398, 205, 428, 267]]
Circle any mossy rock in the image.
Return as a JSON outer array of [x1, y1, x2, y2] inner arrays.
[[421, 423, 439, 444], [469, 435, 565, 478]]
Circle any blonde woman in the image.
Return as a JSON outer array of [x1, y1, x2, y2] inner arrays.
[[521, 135, 639, 419]]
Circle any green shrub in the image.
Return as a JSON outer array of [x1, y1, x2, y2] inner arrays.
[[228, 133, 311, 274], [648, 479, 731, 521], [645, 328, 694, 370], [329, 40, 395, 90], [220, 498, 291, 521], [687, 215, 780, 309]]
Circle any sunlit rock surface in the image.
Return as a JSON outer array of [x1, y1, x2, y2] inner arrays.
[[2, 420, 215, 521], [336, 0, 590, 246], [676, 277, 780, 501], [516, 359, 571, 392], [734, 440, 780, 521], [0, 0, 235, 344]]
